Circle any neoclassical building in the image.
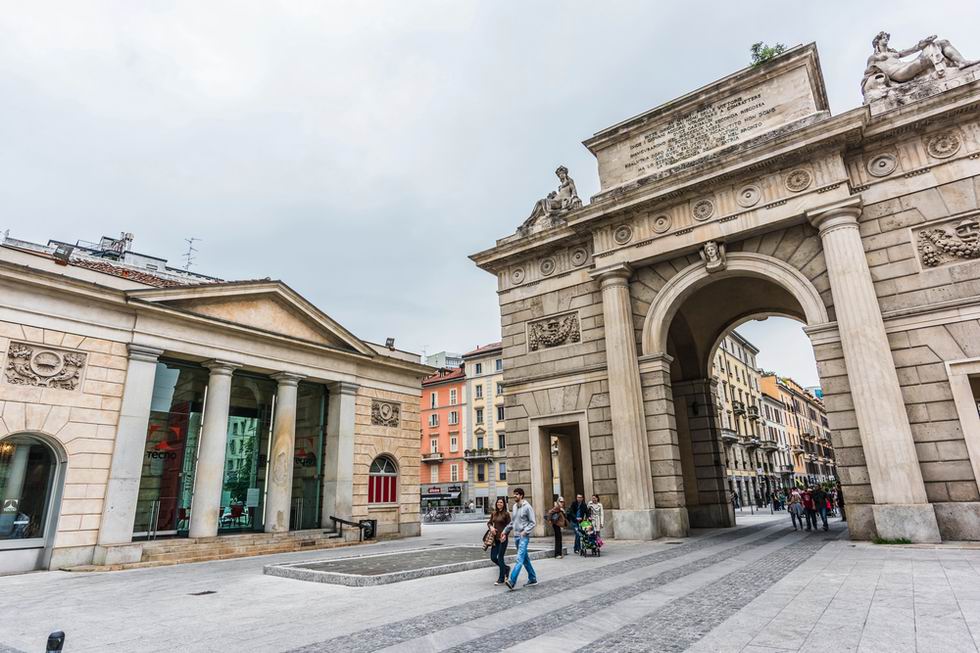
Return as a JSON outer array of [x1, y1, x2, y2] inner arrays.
[[0, 234, 427, 573], [472, 41, 980, 543]]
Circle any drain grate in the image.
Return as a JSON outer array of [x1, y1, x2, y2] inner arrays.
[[188, 590, 217, 596]]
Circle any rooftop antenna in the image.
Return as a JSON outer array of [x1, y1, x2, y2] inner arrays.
[[182, 237, 201, 270]]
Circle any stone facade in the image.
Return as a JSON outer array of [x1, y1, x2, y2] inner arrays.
[[0, 240, 428, 573], [473, 42, 980, 543]]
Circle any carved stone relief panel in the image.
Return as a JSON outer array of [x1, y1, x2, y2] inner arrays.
[[3, 341, 88, 391], [500, 243, 593, 291], [527, 311, 581, 352], [915, 214, 980, 268], [371, 400, 401, 427]]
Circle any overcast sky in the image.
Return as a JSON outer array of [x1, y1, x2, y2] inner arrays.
[[2, 2, 978, 386]]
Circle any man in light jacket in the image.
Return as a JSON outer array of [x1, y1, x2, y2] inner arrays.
[[503, 487, 538, 590]]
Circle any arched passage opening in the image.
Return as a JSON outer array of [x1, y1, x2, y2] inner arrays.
[[642, 253, 836, 530]]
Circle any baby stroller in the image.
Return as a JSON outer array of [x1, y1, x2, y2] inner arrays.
[[576, 518, 602, 557]]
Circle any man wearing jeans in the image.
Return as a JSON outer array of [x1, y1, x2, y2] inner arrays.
[[503, 487, 537, 590], [812, 485, 829, 531]]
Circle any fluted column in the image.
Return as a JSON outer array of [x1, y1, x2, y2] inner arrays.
[[809, 197, 940, 543], [188, 360, 241, 538], [95, 344, 163, 563], [264, 372, 304, 533], [591, 263, 658, 540]]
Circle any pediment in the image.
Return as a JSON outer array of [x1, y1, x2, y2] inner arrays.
[[127, 282, 374, 355]]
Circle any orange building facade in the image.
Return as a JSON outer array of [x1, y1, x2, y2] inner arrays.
[[419, 368, 467, 506]]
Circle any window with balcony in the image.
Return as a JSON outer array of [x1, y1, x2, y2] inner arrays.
[[430, 438, 438, 453], [497, 406, 504, 421], [477, 435, 484, 449]]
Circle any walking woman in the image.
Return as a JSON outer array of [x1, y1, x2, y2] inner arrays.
[[548, 497, 568, 558], [487, 497, 511, 585], [587, 494, 605, 534], [788, 488, 805, 530]]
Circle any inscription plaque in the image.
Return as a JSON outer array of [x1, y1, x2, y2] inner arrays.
[[588, 63, 823, 191]]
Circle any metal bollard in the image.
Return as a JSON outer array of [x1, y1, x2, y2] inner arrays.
[[46, 631, 65, 652]]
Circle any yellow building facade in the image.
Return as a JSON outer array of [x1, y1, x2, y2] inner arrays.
[[461, 343, 507, 512]]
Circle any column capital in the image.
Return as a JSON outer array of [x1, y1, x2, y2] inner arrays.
[[806, 196, 863, 236], [271, 371, 305, 387], [589, 262, 633, 287], [127, 344, 164, 363], [331, 381, 360, 397], [202, 359, 242, 376]]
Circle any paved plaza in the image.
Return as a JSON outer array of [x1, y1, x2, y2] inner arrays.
[[1, 513, 979, 652]]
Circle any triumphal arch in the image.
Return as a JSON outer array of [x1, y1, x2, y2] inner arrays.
[[472, 39, 980, 543]]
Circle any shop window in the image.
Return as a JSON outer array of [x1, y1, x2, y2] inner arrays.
[[0, 436, 57, 541], [368, 456, 398, 504]]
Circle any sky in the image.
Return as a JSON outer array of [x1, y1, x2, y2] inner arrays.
[[2, 2, 978, 387]]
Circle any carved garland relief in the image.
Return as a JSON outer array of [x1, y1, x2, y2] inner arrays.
[[527, 311, 581, 352], [916, 216, 980, 267], [3, 341, 87, 391], [371, 400, 401, 427]]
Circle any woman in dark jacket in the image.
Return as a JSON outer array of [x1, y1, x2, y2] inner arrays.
[[548, 497, 568, 558], [487, 498, 511, 585]]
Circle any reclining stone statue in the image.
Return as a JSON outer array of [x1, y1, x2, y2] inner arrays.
[[519, 165, 583, 234], [862, 31, 977, 103]]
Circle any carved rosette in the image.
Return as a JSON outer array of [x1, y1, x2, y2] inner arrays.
[[527, 312, 580, 352], [867, 153, 898, 177], [692, 199, 715, 221], [371, 400, 401, 427], [570, 247, 589, 267], [785, 168, 813, 192], [613, 225, 633, 244], [510, 267, 526, 285], [736, 185, 761, 208], [916, 216, 980, 267], [651, 214, 672, 234], [926, 131, 962, 159], [3, 342, 87, 391], [539, 257, 557, 276]]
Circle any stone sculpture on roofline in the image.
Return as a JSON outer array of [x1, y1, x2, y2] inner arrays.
[[518, 165, 583, 235], [862, 31, 978, 107]]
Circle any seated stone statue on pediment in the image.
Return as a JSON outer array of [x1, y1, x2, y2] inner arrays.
[[519, 166, 583, 235], [862, 31, 978, 103]]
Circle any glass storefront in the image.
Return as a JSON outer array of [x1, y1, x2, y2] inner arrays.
[[135, 361, 330, 538], [291, 382, 328, 530], [0, 437, 56, 541], [134, 361, 207, 538], [219, 374, 275, 533]]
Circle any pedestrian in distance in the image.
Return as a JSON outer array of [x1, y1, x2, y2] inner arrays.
[[788, 488, 805, 530], [567, 493, 590, 554], [836, 481, 847, 522], [802, 486, 817, 531], [587, 494, 605, 534], [548, 497, 568, 558], [503, 488, 537, 590], [812, 485, 830, 531], [487, 497, 511, 585]]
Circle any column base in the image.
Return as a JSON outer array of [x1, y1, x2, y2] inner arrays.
[[610, 509, 658, 540], [934, 502, 980, 541], [656, 507, 690, 538], [872, 504, 941, 543], [92, 543, 143, 566], [687, 503, 735, 529]]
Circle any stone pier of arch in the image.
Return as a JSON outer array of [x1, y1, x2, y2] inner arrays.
[[472, 43, 980, 544]]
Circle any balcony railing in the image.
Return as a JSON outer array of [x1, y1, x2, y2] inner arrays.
[[791, 445, 804, 454], [747, 405, 760, 421], [464, 447, 495, 461], [421, 452, 444, 463], [743, 437, 760, 449], [721, 428, 738, 443], [732, 400, 746, 416], [759, 439, 778, 452]]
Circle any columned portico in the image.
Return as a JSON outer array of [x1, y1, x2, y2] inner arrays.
[[265, 372, 305, 533], [591, 263, 658, 540], [188, 360, 241, 538], [94, 344, 163, 565], [808, 198, 941, 543], [322, 381, 358, 523]]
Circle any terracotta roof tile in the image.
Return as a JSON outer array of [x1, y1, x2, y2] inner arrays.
[[422, 367, 466, 385], [462, 341, 502, 357]]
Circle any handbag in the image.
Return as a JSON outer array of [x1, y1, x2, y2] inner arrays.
[[482, 528, 496, 551]]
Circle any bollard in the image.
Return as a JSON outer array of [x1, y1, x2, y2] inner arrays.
[[46, 631, 65, 652]]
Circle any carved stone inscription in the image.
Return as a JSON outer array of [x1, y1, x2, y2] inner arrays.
[[371, 400, 401, 427], [4, 341, 87, 390], [595, 65, 819, 190], [527, 312, 580, 351]]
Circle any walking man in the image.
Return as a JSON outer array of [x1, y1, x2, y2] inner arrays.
[[567, 493, 590, 554], [504, 488, 537, 590], [801, 486, 817, 531], [812, 485, 829, 531]]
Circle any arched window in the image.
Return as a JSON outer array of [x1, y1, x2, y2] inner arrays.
[[368, 456, 398, 504], [0, 435, 57, 541]]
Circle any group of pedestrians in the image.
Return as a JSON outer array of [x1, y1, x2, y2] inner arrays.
[[485, 488, 605, 590], [786, 483, 844, 531]]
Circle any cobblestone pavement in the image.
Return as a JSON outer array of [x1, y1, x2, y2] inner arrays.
[[2, 514, 979, 652]]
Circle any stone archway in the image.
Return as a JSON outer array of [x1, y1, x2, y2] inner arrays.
[[637, 253, 831, 529]]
